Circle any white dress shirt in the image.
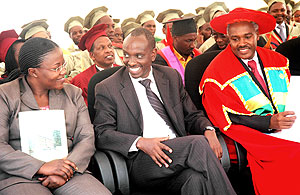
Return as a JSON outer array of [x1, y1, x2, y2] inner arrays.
[[241, 51, 266, 82], [129, 67, 177, 151]]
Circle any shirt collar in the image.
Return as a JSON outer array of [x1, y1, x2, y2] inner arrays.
[[241, 51, 258, 65], [129, 66, 155, 83], [276, 22, 286, 29]]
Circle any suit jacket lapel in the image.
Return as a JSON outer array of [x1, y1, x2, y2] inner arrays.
[[20, 77, 40, 110], [153, 67, 182, 136], [49, 89, 64, 110], [119, 69, 143, 132]]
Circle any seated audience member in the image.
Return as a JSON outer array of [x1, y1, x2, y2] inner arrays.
[[64, 16, 85, 53], [200, 8, 299, 195], [71, 24, 116, 105], [199, 2, 229, 53], [154, 17, 201, 84], [205, 31, 229, 52], [0, 37, 111, 195], [94, 28, 236, 195], [0, 30, 25, 83]]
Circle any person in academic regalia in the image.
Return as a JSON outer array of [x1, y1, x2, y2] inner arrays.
[[156, 9, 183, 50], [64, 16, 85, 53], [200, 8, 300, 195], [199, 2, 229, 53], [262, 0, 300, 50], [71, 24, 117, 105], [154, 17, 201, 84], [0, 30, 25, 83]]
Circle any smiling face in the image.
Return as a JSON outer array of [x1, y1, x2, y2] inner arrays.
[[123, 34, 156, 79], [90, 36, 114, 68], [228, 21, 259, 60], [33, 47, 66, 90], [268, 2, 287, 24]]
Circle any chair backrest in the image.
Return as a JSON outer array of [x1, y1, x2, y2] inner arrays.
[[87, 66, 122, 123], [185, 50, 221, 110]]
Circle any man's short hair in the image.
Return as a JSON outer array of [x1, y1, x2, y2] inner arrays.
[[226, 21, 259, 35], [129, 27, 156, 49]]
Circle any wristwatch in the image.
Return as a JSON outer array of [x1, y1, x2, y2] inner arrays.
[[205, 126, 215, 132]]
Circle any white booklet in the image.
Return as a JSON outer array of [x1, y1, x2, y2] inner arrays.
[[266, 76, 300, 143], [19, 110, 68, 162]]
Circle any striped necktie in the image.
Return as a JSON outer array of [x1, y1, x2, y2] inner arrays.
[[139, 79, 175, 131]]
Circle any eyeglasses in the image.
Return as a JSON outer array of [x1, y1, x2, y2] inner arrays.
[[39, 62, 67, 72]]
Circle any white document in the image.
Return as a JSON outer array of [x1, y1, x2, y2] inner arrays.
[[19, 110, 68, 162], [266, 76, 300, 143]]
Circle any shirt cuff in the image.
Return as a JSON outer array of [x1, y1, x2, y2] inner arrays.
[[129, 136, 141, 152]]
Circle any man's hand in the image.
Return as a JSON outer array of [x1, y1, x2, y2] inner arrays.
[[37, 159, 77, 180], [204, 130, 223, 160], [39, 175, 66, 189], [136, 137, 173, 168], [269, 111, 296, 130]]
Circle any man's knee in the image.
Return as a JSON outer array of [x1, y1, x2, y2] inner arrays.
[[179, 169, 205, 194]]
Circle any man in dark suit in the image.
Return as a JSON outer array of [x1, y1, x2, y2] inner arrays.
[[93, 28, 235, 194]]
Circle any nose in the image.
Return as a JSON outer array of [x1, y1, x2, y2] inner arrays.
[[190, 41, 195, 49]]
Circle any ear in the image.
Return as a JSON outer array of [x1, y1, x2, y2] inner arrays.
[[89, 51, 96, 62], [28, 68, 38, 78], [151, 48, 157, 62]]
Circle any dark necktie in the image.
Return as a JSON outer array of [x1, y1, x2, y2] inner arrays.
[[139, 79, 175, 131], [248, 60, 269, 96]]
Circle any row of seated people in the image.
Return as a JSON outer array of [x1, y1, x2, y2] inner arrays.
[[1, 7, 300, 195]]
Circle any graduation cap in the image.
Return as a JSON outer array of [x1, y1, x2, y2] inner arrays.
[[113, 19, 121, 29], [136, 10, 155, 25], [293, 1, 300, 14], [78, 24, 107, 51], [264, 0, 286, 8], [195, 7, 206, 15], [121, 18, 136, 28], [165, 16, 197, 36], [122, 23, 141, 38], [84, 6, 109, 29], [203, 2, 229, 22], [156, 9, 183, 23], [20, 19, 49, 40], [64, 16, 84, 33]]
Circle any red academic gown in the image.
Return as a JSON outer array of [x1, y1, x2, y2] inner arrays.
[[71, 64, 118, 105], [200, 45, 300, 195]]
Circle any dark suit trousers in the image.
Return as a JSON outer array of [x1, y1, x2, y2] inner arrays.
[[130, 135, 236, 195]]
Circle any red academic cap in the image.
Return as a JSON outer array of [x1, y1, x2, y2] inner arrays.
[[210, 8, 276, 35], [0, 30, 19, 62], [78, 24, 107, 51]]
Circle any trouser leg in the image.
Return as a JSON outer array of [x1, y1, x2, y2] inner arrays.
[[130, 135, 236, 195], [53, 173, 111, 195], [0, 182, 52, 195]]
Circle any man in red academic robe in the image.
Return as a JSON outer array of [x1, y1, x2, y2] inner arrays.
[[200, 8, 299, 195], [71, 24, 117, 105]]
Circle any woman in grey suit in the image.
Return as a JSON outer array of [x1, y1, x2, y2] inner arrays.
[[0, 37, 111, 195]]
